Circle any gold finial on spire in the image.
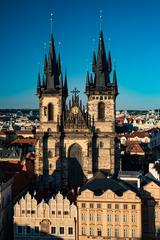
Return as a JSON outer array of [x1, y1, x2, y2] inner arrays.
[[50, 12, 53, 34], [99, 10, 103, 31]]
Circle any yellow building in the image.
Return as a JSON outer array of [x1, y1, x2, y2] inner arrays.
[[142, 177, 160, 239], [14, 192, 77, 240], [77, 171, 142, 239]]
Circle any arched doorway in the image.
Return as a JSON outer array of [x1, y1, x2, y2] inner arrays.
[[68, 143, 84, 188], [40, 219, 50, 233], [69, 143, 82, 163]]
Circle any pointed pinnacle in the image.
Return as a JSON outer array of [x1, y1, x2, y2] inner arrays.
[[44, 53, 48, 74], [57, 53, 61, 75], [108, 50, 112, 73], [86, 71, 90, 87], [113, 69, 118, 95], [92, 51, 97, 72], [64, 69, 68, 96]]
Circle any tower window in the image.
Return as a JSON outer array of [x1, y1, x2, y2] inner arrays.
[[98, 102, 105, 120], [100, 141, 103, 148], [48, 103, 54, 121]]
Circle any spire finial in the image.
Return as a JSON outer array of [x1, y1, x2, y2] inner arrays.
[[50, 12, 53, 34], [99, 10, 103, 31]]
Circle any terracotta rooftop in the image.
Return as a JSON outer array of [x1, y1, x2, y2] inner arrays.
[[129, 131, 149, 138], [127, 141, 145, 155], [11, 138, 37, 146], [16, 130, 34, 134]]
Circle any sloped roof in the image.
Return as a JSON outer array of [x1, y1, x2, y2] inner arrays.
[[11, 138, 37, 146], [80, 170, 138, 196]]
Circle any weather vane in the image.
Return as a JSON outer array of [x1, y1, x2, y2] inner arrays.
[[100, 10, 103, 30], [50, 12, 53, 34]]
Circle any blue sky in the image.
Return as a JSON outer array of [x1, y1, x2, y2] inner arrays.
[[0, 0, 160, 109]]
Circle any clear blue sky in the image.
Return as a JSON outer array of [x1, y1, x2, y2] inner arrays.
[[0, 0, 160, 110]]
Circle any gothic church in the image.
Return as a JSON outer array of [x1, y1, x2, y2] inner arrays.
[[35, 28, 119, 191]]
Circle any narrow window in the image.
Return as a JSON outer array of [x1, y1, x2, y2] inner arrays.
[[48, 103, 54, 121], [68, 227, 73, 235], [51, 227, 56, 234], [60, 227, 64, 234], [97, 228, 102, 236], [98, 102, 105, 120]]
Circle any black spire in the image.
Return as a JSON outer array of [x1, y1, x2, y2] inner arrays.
[[49, 33, 57, 65], [42, 74, 46, 88], [57, 53, 61, 76], [108, 50, 112, 73], [90, 73, 93, 85], [37, 72, 41, 96], [46, 33, 60, 91], [85, 71, 90, 93], [64, 70, 68, 96], [60, 72, 63, 88], [94, 30, 109, 89], [113, 68, 118, 96], [97, 30, 107, 72], [44, 53, 48, 75], [86, 71, 90, 87], [92, 51, 97, 72]]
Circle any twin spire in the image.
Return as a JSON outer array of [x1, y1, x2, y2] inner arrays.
[[86, 29, 118, 97], [37, 23, 118, 99], [37, 33, 68, 97]]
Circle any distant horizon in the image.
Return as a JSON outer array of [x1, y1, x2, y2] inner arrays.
[[1, 0, 160, 109], [0, 107, 159, 112]]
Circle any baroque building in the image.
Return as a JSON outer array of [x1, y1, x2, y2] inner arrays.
[[77, 171, 142, 239], [35, 28, 119, 191]]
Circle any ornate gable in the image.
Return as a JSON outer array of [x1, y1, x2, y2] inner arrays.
[[64, 88, 92, 130]]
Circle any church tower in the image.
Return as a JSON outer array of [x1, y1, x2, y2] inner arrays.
[[37, 33, 68, 132], [35, 23, 119, 192], [86, 30, 118, 174], [35, 33, 68, 190]]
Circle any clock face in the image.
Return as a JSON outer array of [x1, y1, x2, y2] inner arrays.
[[71, 106, 79, 115]]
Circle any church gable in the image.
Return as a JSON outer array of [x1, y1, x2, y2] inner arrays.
[[64, 88, 92, 130]]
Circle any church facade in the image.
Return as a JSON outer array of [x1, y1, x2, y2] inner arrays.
[[35, 29, 119, 191]]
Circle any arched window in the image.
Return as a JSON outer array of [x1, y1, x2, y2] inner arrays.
[[98, 102, 105, 120], [48, 103, 54, 121], [68, 143, 82, 164]]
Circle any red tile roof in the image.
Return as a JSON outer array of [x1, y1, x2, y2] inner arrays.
[[127, 141, 145, 155], [11, 138, 37, 146], [16, 130, 34, 134], [129, 131, 149, 138]]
